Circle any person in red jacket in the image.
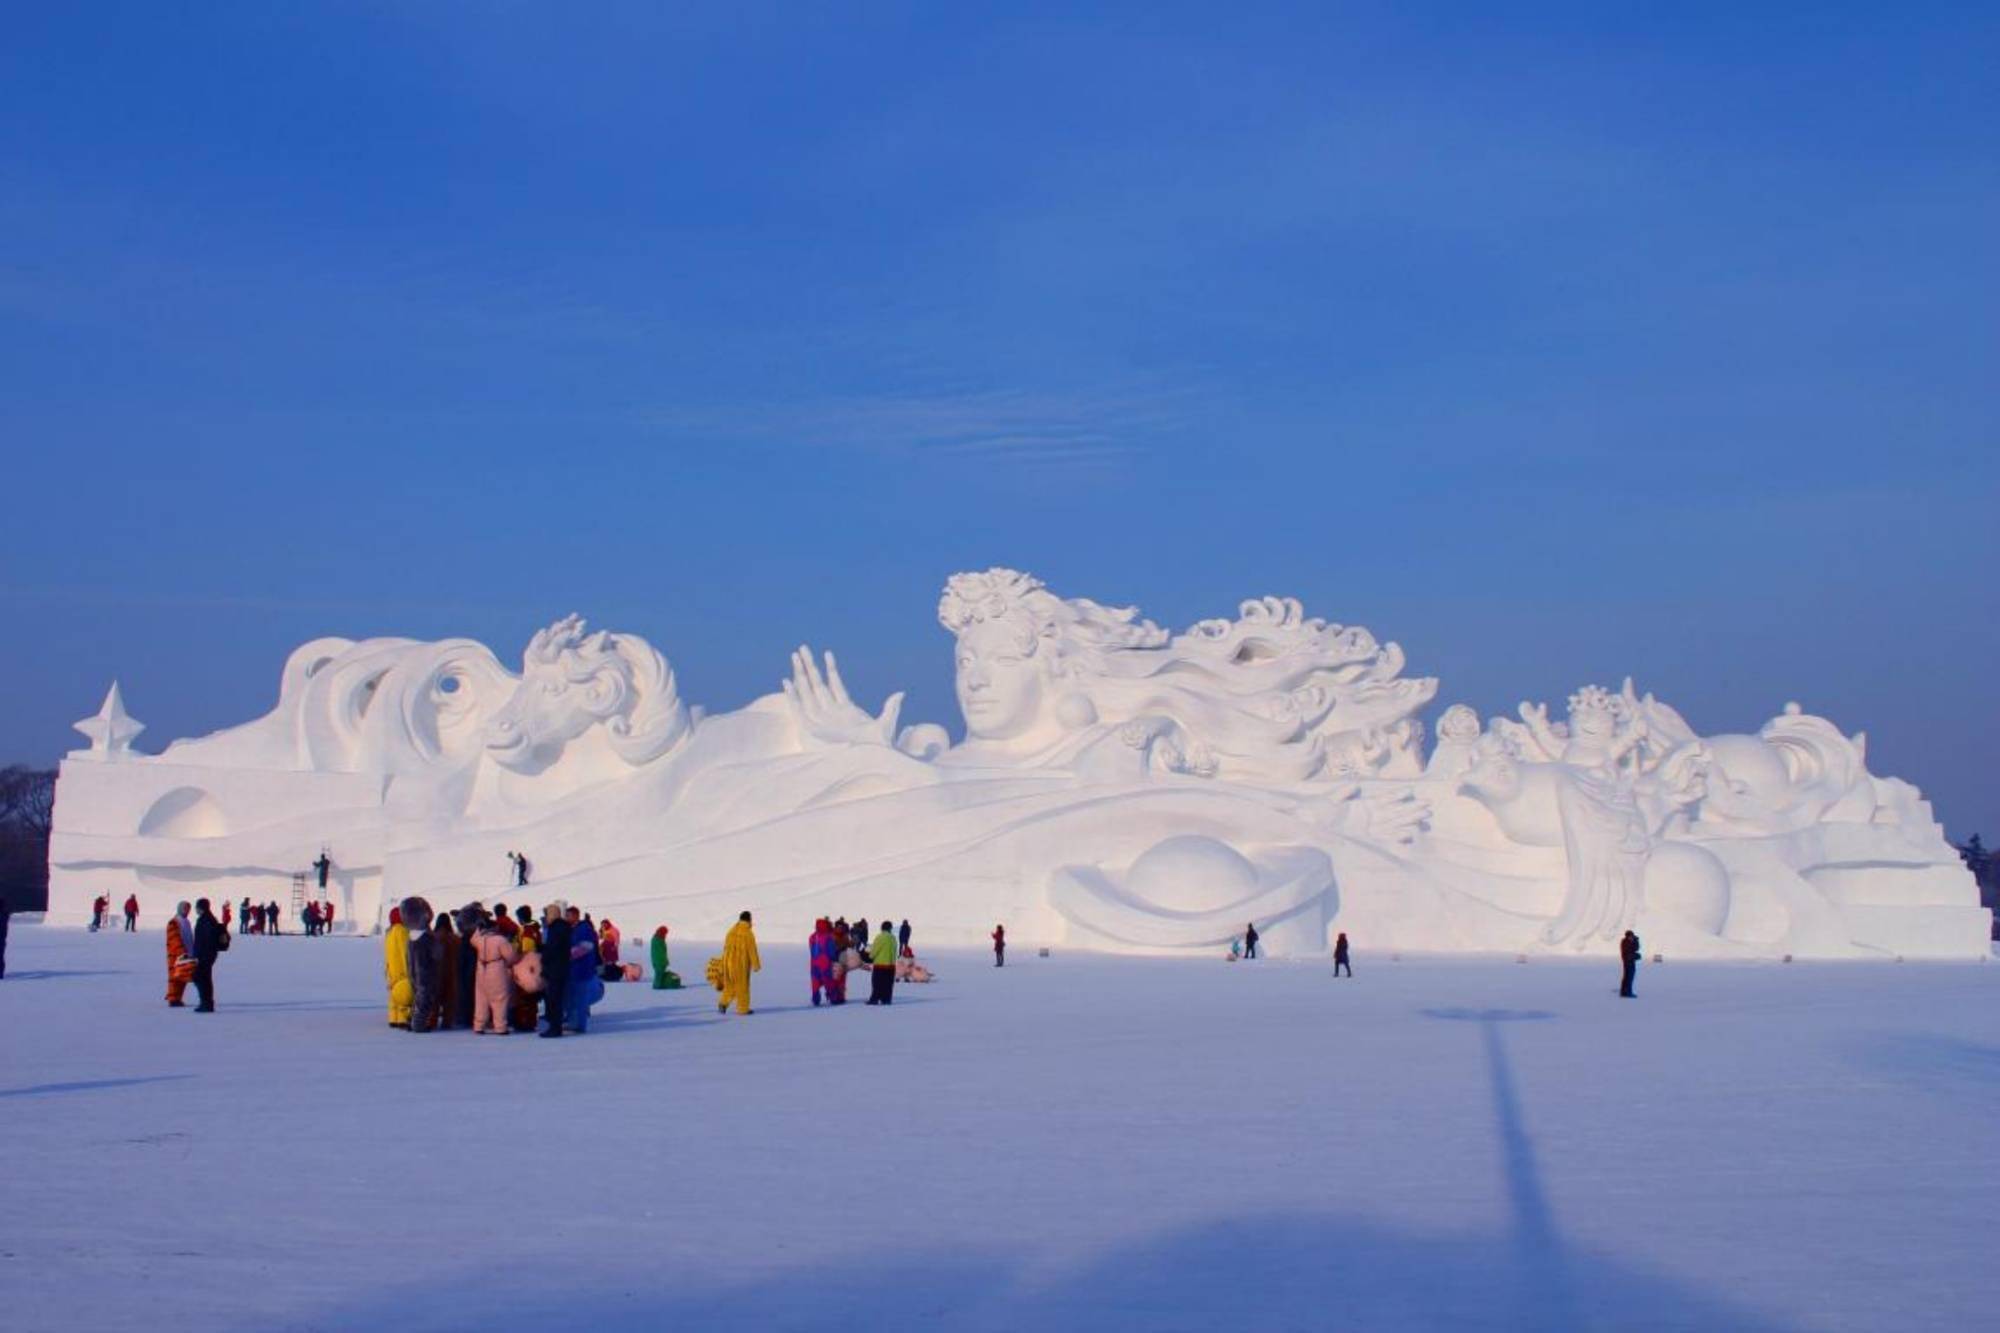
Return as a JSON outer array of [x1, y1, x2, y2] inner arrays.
[[123, 894, 140, 932], [991, 924, 1006, 968]]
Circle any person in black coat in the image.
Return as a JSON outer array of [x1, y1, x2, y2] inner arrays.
[[192, 897, 227, 1012], [897, 919, 912, 954], [0, 893, 12, 980], [1333, 931, 1351, 977], [1244, 922, 1260, 960], [1619, 929, 1641, 998], [540, 904, 573, 1038], [403, 897, 442, 1031], [454, 907, 479, 1029]]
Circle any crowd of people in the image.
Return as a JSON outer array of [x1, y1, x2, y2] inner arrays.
[[801, 915, 936, 1008], [381, 898, 652, 1037], [125, 895, 1650, 1027]]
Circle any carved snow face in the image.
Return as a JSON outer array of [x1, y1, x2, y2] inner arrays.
[[483, 668, 621, 774], [1571, 703, 1615, 741], [1437, 704, 1480, 744], [954, 619, 1046, 741]]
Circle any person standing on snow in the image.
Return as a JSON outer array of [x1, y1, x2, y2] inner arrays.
[[868, 918, 899, 1006], [809, 918, 836, 1007], [1333, 932, 1351, 978], [1619, 930, 1642, 998], [539, 902, 573, 1038], [166, 901, 198, 1006], [383, 906, 413, 1029], [191, 898, 227, 1012], [897, 919, 912, 955], [123, 894, 139, 932], [453, 907, 480, 1029], [509, 914, 542, 1032], [435, 911, 463, 1029], [565, 906, 599, 1033], [992, 924, 1006, 968], [404, 898, 442, 1032], [1244, 922, 1260, 959], [471, 913, 517, 1035], [719, 911, 761, 1015]]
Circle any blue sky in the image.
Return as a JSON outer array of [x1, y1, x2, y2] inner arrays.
[[2, 3, 1994, 833]]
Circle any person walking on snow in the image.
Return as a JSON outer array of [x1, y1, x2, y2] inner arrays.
[[1333, 932, 1352, 978], [383, 906, 413, 1028], [1619, 929, 1641, 998], [123, 894, 139, 932], [809, 918, 836, 1007], [1244, 922, 1260, 960], [992, 924, 1006, 967], [868, 918, 899, 1005], [166, 901, 197, 1006], [719, 911, 761, 1015]]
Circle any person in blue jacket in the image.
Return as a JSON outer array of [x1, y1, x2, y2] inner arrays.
[[565, 907, 601, 1033]]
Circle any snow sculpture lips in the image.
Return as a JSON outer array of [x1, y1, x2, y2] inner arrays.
[[1049, 835, 1335, 952]]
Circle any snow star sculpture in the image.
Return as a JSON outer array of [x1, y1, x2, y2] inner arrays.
[[47, 570, 1987, 958]]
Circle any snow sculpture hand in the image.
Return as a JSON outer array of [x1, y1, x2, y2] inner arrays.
[[1301, 783, 1429, 845], [783, 646, 904, 747]]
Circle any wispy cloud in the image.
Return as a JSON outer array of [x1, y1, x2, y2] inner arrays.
[[639, 380, 1201, 472]]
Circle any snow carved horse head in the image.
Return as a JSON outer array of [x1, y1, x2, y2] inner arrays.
[[481, 615, 690, 779]]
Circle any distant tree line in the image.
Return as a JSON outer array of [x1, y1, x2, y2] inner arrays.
[[1955, 834, 2000, 939], [0, 765, 56, 912]]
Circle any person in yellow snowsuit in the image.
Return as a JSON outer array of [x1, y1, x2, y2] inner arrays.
[[719, 910, 761, 1015], [384, 905, 413, 1028]]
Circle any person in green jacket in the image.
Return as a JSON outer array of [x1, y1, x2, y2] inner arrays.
[[867, 919, 900, 1006], [649, 924, 680, 989]]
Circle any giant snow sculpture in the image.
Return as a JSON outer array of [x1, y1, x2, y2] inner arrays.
[[48, 570, 1988, 957]]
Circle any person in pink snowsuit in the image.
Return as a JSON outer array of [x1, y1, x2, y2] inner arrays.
[[472, 918, 518, 1034]]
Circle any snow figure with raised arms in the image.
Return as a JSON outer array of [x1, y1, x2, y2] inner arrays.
[[44, 569, 1988, 958]]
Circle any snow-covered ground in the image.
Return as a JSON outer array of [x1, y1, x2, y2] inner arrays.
[[2, 924, 1995, 1332]]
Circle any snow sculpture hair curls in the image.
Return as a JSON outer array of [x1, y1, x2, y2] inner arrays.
[[938, 568, 1169, 668], [939, 568, 1436, 783], [484, 614, 690, 771]]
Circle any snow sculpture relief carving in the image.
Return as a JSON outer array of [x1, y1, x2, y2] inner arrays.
[[47, 570, 1988, 957]]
